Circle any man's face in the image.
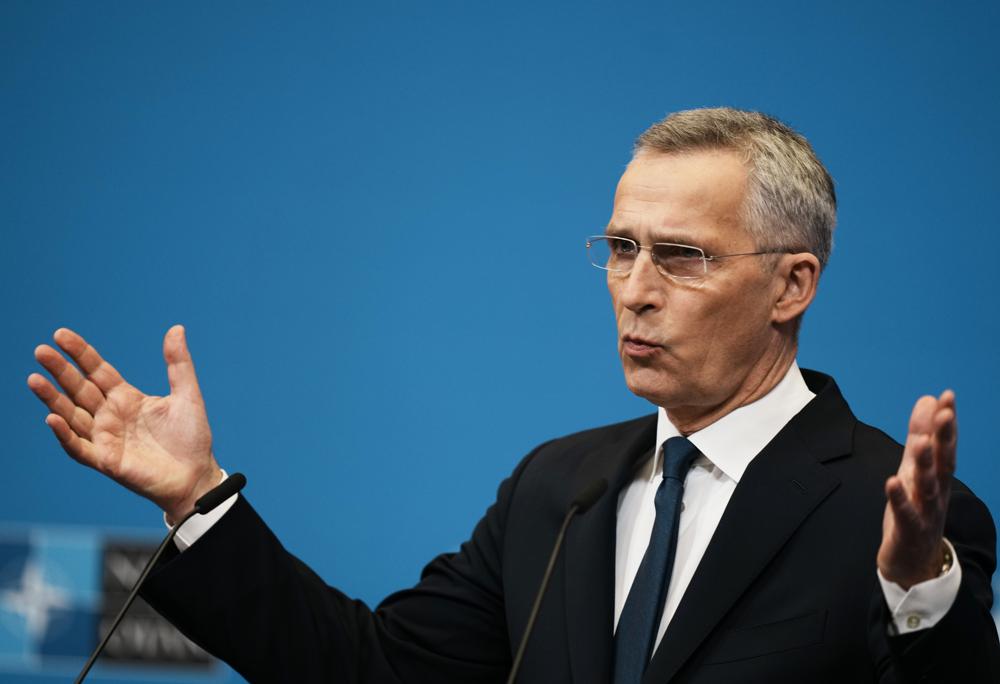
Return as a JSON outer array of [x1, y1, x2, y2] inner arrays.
[[607, 149, 784, 412]]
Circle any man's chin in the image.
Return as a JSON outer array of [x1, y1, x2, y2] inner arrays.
[[623, 370, 682, 408]]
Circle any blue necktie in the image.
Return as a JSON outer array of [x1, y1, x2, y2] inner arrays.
[[613, 436, 699, 684]]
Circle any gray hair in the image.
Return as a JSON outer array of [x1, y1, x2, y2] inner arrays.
[[634, 108, 836, 270]]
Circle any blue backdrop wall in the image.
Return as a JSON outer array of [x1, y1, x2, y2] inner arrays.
[[3, 2, 998, 681]]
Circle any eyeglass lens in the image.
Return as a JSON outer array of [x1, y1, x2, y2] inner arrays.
[[588, 237, 706, 278]]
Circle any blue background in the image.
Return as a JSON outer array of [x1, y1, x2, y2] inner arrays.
[[3, 2, 998, 681]]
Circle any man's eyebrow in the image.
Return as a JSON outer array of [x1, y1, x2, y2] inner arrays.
[[654, 235, 702, 247], [604, 224, 634, 238], [605, 224, 701, 247]]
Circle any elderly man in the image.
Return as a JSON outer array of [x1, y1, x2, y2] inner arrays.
[[28, 108, 999, 682]]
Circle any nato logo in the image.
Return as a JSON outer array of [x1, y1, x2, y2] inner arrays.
[[994, 573, 1000, 637], [0, 525, 218, 679]]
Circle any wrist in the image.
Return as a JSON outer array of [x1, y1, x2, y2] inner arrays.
[[163, 463, 225, 525], [882, 540, 951, 590]]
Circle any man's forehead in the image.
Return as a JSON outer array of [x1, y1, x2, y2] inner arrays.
[[608, 151, 750, 245], [617, 149, 748, 193]]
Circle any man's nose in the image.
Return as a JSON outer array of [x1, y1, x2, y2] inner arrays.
[[618, 249, 665, 313]]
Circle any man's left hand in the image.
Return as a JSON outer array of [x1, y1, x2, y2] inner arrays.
[[877, 390, 957, 590]]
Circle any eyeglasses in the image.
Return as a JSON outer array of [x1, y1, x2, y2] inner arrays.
[[585, 235, 793, 280]]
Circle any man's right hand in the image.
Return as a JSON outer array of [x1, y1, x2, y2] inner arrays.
[[27, 325, 222, 523]]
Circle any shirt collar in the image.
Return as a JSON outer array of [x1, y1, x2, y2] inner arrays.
[[651, 361, 816, 483]]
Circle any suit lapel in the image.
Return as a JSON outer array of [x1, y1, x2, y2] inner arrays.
[[564, 416, 657, 684], [642, 371, 855, 683]]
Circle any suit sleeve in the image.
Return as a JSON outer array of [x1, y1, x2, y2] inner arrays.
[[870, 485, 1000, 683], [139, 448, 544, 684]]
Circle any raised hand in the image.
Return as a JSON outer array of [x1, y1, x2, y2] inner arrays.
[[27, 325, 222, 522], [877, 390, 957, 589]]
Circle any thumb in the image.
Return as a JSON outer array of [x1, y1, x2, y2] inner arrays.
[[164, 324, 202, 400]]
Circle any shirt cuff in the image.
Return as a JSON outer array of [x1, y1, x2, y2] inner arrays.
[[877, 538, 962, 635], [162, 469, 239, 552]]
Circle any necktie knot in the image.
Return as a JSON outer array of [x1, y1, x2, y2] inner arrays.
[[661, 436, 699, 481]]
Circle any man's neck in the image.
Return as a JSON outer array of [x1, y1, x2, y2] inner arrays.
[[665, 343, 798, 435]]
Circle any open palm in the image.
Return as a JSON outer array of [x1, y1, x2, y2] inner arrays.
[[877, 390, 957, 589], [28, 325, 222, 521]]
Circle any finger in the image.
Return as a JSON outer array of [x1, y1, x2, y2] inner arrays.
[[913, 440, 940, 514], [934, 408, 958, 478], [52, 328, 125, 395], [900, 422, 931, 473], [900, 396, 938, 482], [45, 413, 99, 468], [932, 393, 957, 480], [34, 344, 106, 415], [907, 394, 938, 439], [933, 407, 956, 441], [27, 373, 95, 438], [901, 433, 930, 494], [163, 325, 203, 400], [886, 476, 920, 527]]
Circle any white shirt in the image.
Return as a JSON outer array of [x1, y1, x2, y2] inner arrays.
[[174, 362, 960, 643], [613, 362, 961, 654]]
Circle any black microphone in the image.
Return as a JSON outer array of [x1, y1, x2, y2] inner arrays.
[[570, 478, 608, 515], [74, 472, 247, 684], [194, 472, 247, 513], [506, 478, 608, 684]]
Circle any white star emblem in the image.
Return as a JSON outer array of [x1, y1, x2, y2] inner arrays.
[[1, 562, 72, 640]]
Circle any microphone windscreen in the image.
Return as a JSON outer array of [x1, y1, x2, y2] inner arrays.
[[570, 478, 608, 514], [194, 473, 247, 515]]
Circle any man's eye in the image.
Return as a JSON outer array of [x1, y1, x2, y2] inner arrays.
[[656, 244, 703, 260], [610, 239, 638, 255]]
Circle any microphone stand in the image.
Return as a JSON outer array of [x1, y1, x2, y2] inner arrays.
[[74, 473, 247, 684], [506, 478, 607, 684]]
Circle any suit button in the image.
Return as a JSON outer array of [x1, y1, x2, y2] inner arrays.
[[906, 615, 921, 629]]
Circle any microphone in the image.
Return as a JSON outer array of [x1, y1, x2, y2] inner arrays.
[[506, 478, 608, 684], [570, 478, 608, 515], [74, 472, 247, 684], [194, 472, 247, 513]]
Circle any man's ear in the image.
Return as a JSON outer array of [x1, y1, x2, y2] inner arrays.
[[772, 252, 821, 324]]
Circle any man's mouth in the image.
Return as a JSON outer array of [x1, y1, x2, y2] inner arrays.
[[621, 334, 663, 357]]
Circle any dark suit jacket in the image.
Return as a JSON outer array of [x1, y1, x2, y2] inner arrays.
[[142, 371, 1000, 682]]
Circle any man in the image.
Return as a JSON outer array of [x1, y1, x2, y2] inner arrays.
[[28, 108, 1000, 682]]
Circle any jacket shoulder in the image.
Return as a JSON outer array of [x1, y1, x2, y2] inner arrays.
[[540, 414, 657, 451]]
